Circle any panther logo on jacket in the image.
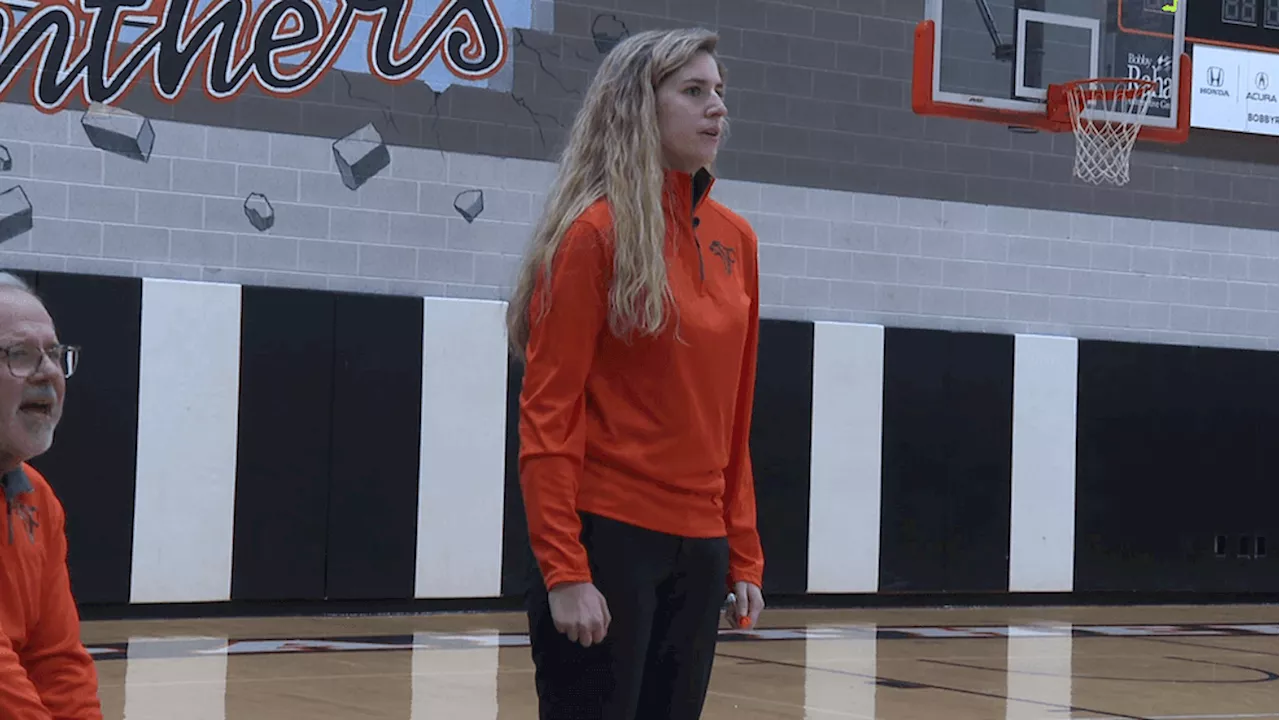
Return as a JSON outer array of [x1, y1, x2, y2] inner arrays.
[[708, 240, 737, 276], [3, 468, 40, 545], [15, 502, 38, 544]]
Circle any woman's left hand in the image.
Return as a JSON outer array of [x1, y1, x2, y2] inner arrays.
[[726, 581, 765, 630]]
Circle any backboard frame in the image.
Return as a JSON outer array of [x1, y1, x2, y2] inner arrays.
[[912, 0, 1191, 144]]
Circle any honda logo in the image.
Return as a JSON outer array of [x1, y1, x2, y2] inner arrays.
[[1207, 66, 1225, 87]]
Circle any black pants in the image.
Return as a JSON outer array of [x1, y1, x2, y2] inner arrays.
[[525, 511, 731, 720]]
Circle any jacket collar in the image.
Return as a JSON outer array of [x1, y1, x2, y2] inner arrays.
[[1, 465, 31, 503], [2, 464, 33, 546], [662, 166, 715, 220]]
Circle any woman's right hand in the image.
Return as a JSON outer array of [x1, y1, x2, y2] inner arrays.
[[548, 581, 611, 648]]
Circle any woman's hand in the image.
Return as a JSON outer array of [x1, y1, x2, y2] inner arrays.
[[548, 581, 612, 648], [724, 581, 765, 630]]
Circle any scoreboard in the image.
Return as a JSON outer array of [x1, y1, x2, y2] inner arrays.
[[1121, 0, 1278, 51], [1112, 1, 1277, 135], [1187, 0, 1280, 50]]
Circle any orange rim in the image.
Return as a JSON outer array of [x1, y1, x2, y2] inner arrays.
[[1060, 78, 1161, 104]]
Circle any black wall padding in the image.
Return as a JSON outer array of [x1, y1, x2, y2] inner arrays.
[[232, 286, 335, 601], [28, 272, 142, 606], [942, 330, 1014, 593], [325, 292, 423, 600], [880, 328, 1013, 594], [1075, 340, 1280, 593], [879, 327, 948, 592], [750, 319, 815, 595]]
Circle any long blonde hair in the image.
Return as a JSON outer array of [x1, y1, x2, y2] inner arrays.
[[505, 28, 724, 359]]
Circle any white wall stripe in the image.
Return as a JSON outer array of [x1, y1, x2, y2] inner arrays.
[[1009, 334, 1079, 593], [415, 298, 509, 599], [130, 279, 241, 604], [804, 624, 878, 720], [807, 322, 885, 594], [1005, 624, 1074, 720]]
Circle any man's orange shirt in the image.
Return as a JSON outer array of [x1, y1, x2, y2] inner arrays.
[[0, 463, 104, 720], [518, 168, 766, 592]]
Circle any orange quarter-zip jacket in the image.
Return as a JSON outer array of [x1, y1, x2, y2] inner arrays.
[[0, 463, 103, 720], [518, 167, 765, 592]]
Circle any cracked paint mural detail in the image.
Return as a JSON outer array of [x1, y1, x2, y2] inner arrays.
[[81, 103, 155, 163], [454, 190, 484, 223], [333, 123, 391, 191], [1, 0, 598, 164], [243, 193, 275, 232], [0, 3, 648, 294], [0, 186, 32, 245], [591, 14, 629, 55]]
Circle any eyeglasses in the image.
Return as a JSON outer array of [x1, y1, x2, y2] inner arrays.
[[0, 343, 80, 379]]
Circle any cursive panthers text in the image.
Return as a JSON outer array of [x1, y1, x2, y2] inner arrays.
[[0, 0, 507, 112]]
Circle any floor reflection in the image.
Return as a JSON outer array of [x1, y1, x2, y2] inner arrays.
[[91, 609, 1277, 720], [122, 636, 229, 720]]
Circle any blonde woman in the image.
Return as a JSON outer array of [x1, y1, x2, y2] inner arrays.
[[506, 27, 766, 719]]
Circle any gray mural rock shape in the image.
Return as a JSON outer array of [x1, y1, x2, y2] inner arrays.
[[454, 189, 484, 223], [592, 14, 628, 54], [0, 186, 33, 245], [332, 123, 390, 191], [243, 192, 275, 232], [0, 145, 11, 172], [82, 102, 155, 162]]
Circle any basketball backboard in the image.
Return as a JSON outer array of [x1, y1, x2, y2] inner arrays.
[[913, 0, 1190, 143]]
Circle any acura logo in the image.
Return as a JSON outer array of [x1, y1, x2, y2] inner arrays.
[[1257, 72, 1270, 90], [1207, 66, 1224, 87]]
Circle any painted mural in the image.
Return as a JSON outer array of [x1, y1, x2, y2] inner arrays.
[[0, 0, 624, 245]]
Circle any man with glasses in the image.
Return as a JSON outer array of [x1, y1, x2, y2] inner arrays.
[[0, 272, 102, 719]]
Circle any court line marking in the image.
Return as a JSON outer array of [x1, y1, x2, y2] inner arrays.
[[83, 621, 1280, 660], [703, 689, 875, 719], [920, 655, 1278, 684], [715, 650, 1152, 720], [1064, 716, 1276, 720], [1134, 636, 1280, 658], [98, 667, 540, 690], [106, 673, 879, 720]]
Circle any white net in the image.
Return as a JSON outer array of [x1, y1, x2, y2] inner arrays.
[[1064, 79, 1158, 187]]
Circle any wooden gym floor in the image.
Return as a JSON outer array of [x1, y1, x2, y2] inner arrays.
[[82, 604, 1276, 719]]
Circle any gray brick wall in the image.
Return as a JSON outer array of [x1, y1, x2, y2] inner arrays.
[[702, 0, 1275, 230], [0, 106, 1273, 350], [0, 0, 1275, 349], [0, 105, 547, 298], [1, 0, 1273, 232]]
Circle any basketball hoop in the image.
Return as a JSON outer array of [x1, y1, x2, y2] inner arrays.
[[911, 8, 1192, 185], [1058, 78, 1159, 187]]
